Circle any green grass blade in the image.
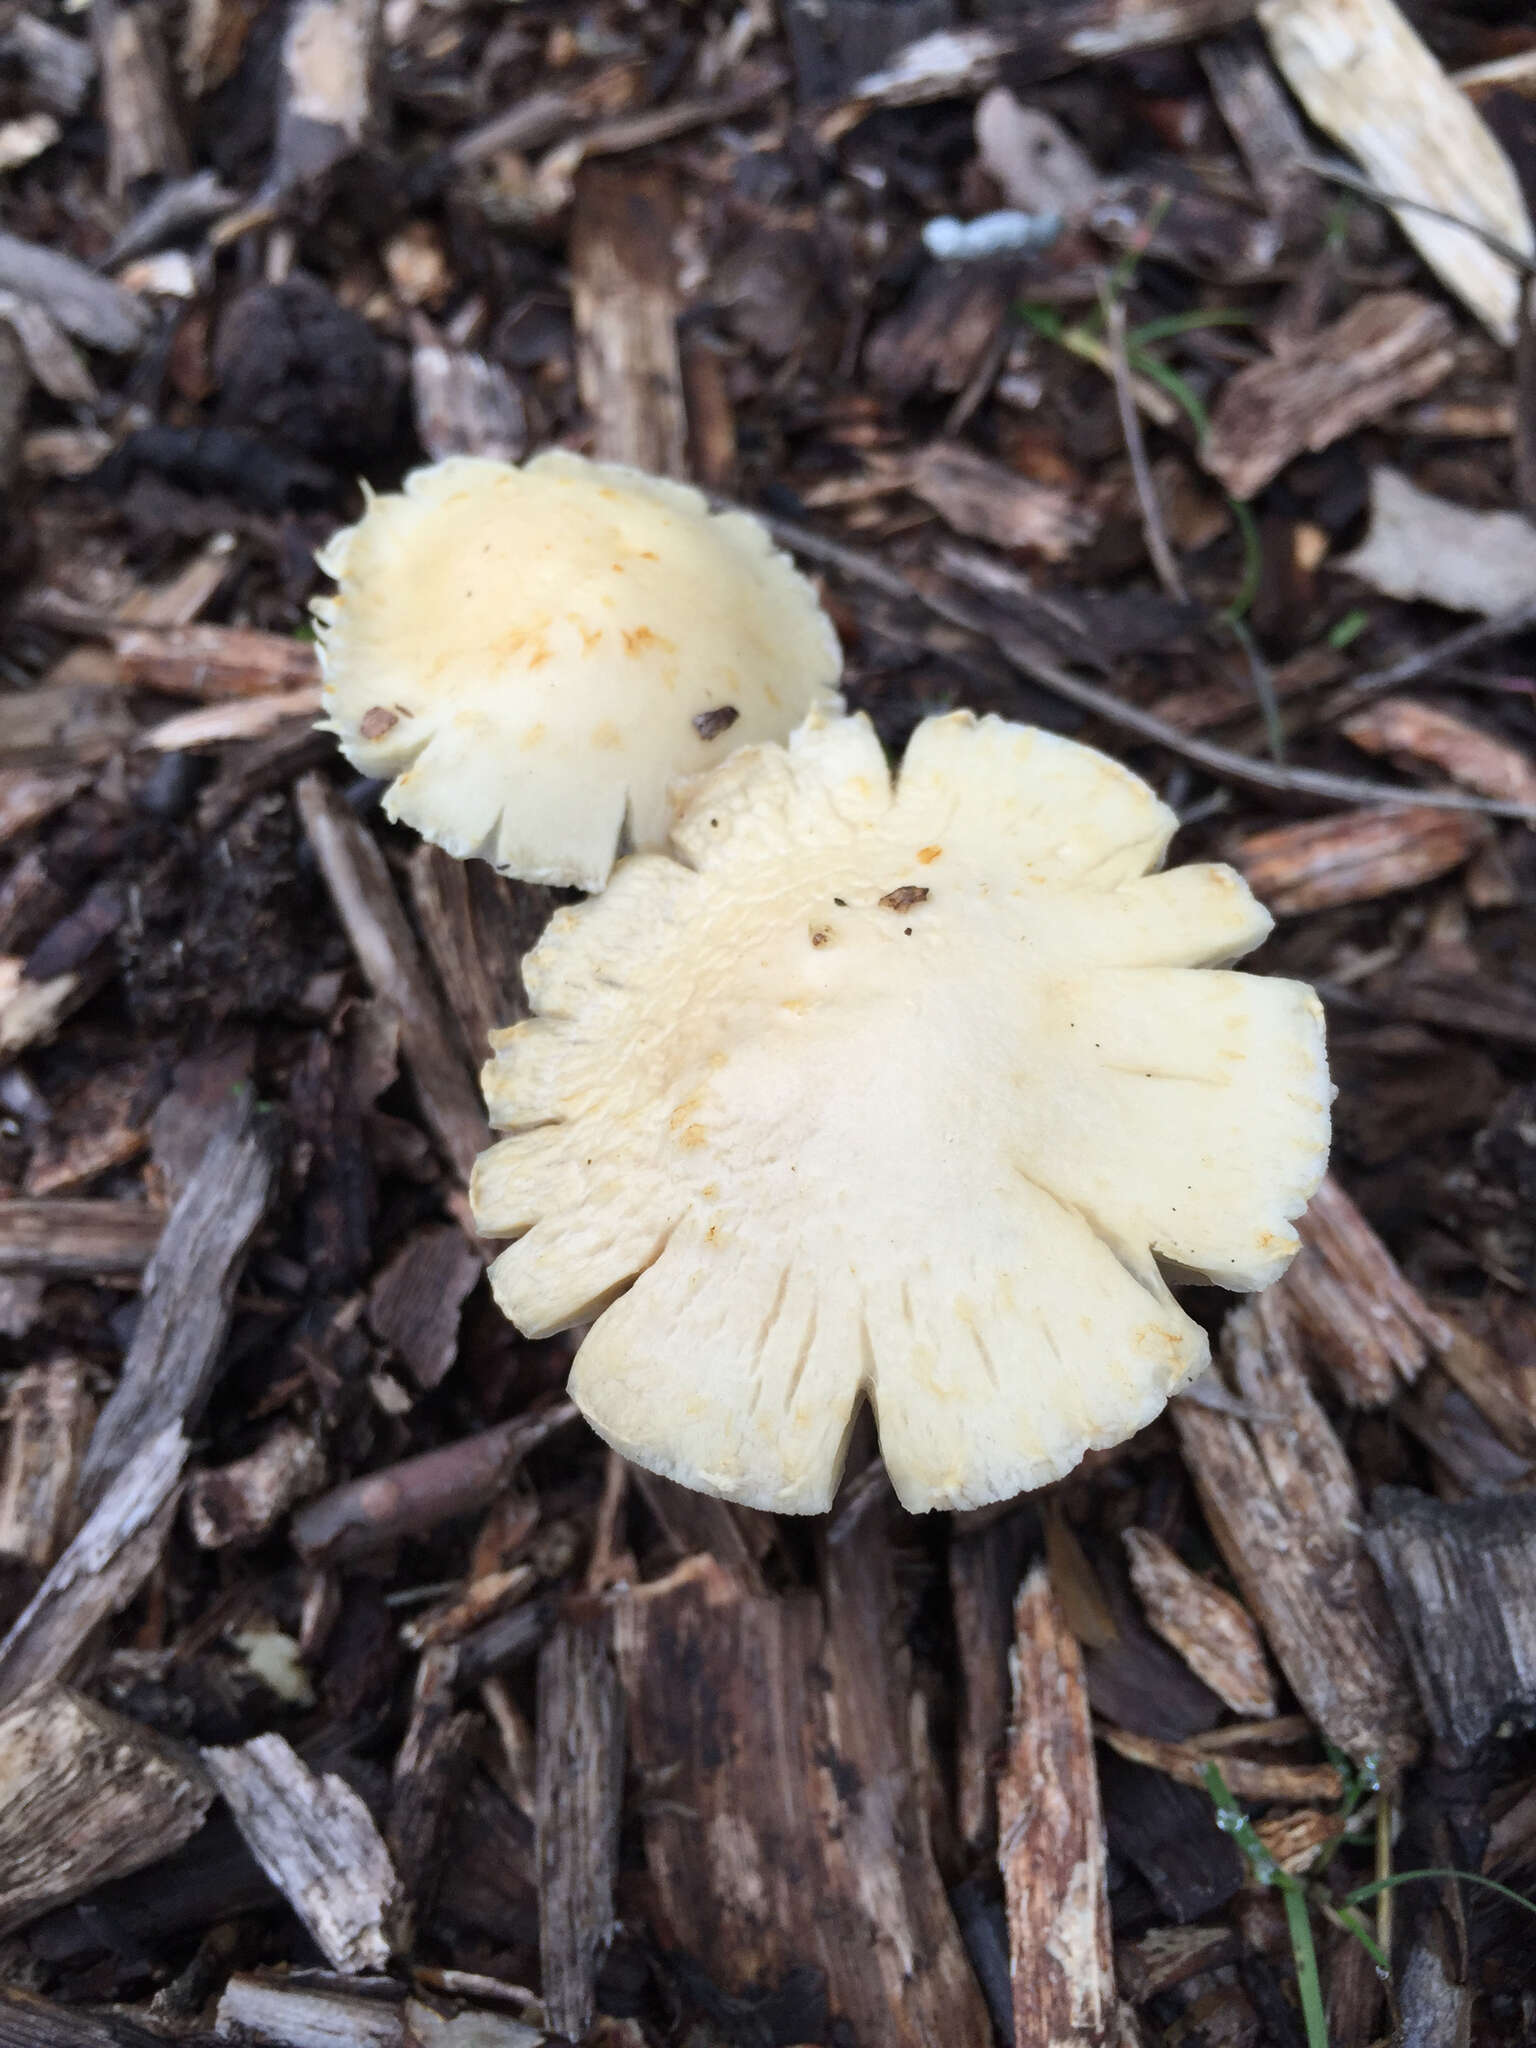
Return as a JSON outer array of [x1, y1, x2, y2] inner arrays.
[[1345, 1868, 1536, 1917], [1125, 347, 1210, 440], [1222, 496, 1263, 625], [1128, 307, 1253, 347], [1282, 1879, 1331, 2048]]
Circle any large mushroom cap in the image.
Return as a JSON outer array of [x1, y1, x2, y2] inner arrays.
[[472, 709, 1331, 1514], [312, 451, 843, 890]]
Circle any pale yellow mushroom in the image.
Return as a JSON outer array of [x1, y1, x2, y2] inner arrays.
[[472, 708, 1332, 1514], [312, 451, 842, 890]]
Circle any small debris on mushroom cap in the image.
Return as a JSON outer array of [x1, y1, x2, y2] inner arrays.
[[879, 885, 930, 912], [311, 451, 842, 891], [471, 708, 1332, 1516], [692, 705, 740, 742]]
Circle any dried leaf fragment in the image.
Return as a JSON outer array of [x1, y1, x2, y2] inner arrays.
[[1341, 467, 1536, 615]]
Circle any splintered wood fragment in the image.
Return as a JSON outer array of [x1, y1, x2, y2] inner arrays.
[[1434, 1307, 1536, 1463], [202, 1733, 401, 1972], [0, 232, 150, 352], [0, 14, 96, 118], [535, 67, 788, 205], [1116, 1924, 1240, 2001], [291, 1402, 577, 1565], [1279, 1174, 1447, 1405], [1198, 26, 1314, 227], [628, 1468, 771, 1596], [399, 1565, 537, 1653], [0, 678, 138, 763], [411, 341, 526, 464], [0, 1680, 211, 1936], [276, 0, 377, 189], [0, 959, 91, 1059], [535, 1610, 624, 2041], [1097, 1749, 1242, 1922], [1364, 1488, 1536, 1755], [1122, 1528, 1277, 1717], [142, 687, 322, 752], [23, 1063, 156, 1199], [407, 1999, 544, 2048], [1396, 1368, 1532, 1497], [908, 441, 1098, 560], [950, 1510, 1032, 1854], [0, 767, 87, 846], [1202, 293, 1454, 500], [0, 1985, 198, 2047], [388, 1645, 479, 1930], [1251, 1806, 1341, 1874], [681, 333, 737, 491], [1341, 698, 1536, 806], [406, 846, 549, 1072], [93, 0, 187, 200], [1097, 1723, 1341, 1803], [366, 1223, 484, 1391], [780, 0, 951, 105], [1231, 804, 1489, 915], [612, 1551, 991, 2044], [0, 291, 96, 405], [570, 163, 688, 478], [1487, 1781, 1536, 1876], [1173, 1294, 1420, 1772], [198, 723, 334, 836], [999, 1561, 1126, 2048], [186, 1422, 327, 1549], [113, 622, 320, 699], [1285, 1175, 1448, 1404], [818, 1479, 993, 2042], [215, 1975, 405, 2046], [1257, 0, 1534, 344], [76, 1092, 278, 1512], [0, 1360, 93, 1567], [866, 267, 1024, 404], [297, 773, 489, 1184], [833, 1, 1254, 123], [1397, 1941, 1470, 2048], [0, 1422, 186, 1709]]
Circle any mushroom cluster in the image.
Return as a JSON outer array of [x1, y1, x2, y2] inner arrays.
[[316, 453, 1332, 1514]]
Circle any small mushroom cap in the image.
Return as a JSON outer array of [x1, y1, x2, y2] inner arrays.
[[472, 709, 1331, 1514], [312, 451, 842, 889]]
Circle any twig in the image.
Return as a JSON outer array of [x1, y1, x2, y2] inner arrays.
[[1302, 155, 1536, 277], [1321, 595, 1536, 723], [291, 1401, 580, 1565], [756, 511, 1536, 823], [1099, 282, 1186, 603]]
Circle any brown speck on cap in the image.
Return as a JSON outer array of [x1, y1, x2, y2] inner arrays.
[[880, 885, 930, 912], [693, 705, 740, 742], [360, 707, 399, 740]]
